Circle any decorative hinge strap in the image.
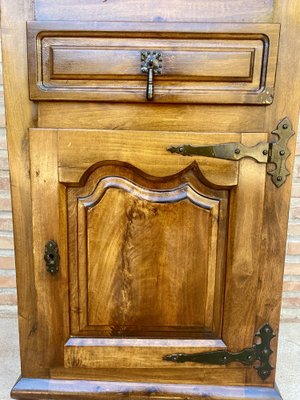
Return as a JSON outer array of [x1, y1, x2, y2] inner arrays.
[[167, 117, 294, 188], [163, 324, 275, 381]]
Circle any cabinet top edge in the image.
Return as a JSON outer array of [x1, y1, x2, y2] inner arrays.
[[27, 20, 281, 35]]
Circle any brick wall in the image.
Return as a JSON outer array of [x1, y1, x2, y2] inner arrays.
[[0, 36, 300, 321], [283, 143, 300, 321]]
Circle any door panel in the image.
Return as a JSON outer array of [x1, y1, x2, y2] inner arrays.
[[64, 338, 227, 369], [28, 128, 268, 383], [68, 166, 228, 338], [57, 129, 240, 186]]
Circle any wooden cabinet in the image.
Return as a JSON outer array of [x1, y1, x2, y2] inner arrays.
[[1, 1, 300, 399]]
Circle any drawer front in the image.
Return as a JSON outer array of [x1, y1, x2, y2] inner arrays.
[[28, 21, 279, 104]]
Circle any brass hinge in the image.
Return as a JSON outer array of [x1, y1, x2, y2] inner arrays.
[[167, 118, 294, 188], [163, 324, 275, 381]]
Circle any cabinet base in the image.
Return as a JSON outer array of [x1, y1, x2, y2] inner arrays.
[[11, 378, 283, 400]]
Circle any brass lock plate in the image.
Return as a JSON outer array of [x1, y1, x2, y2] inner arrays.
[[44, 240, 60, 274]]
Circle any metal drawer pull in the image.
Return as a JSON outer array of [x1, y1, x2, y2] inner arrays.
[[141, 51, 162, 101]]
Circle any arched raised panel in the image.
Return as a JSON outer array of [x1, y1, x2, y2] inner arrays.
[[68, 164, 229, 339]]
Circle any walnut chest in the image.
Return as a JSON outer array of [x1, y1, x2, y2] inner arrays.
[[1, 1, 300, 399]]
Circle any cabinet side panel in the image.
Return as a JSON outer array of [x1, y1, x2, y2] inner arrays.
[[0, 0, 40, 376], [246, 0, 300, 385]]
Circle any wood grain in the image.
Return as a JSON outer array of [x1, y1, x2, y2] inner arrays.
[[29, 129, 70, 370], [0, 0, 39, 376], [50, 366, 247, 385], [11, 378, 283, 400], [85, 183, 216, 331], [37, 102, 267, 133], [55, 128, 241, 186], [222, 133, 267, 352], [34, 0, 275, 23], [48, 40, 256, 78], [64, 338, 226, 369], [66, 165, 229, 337], [246, 0, 300, 386]]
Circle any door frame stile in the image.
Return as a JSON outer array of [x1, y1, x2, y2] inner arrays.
[[249, 0, 300, 386]]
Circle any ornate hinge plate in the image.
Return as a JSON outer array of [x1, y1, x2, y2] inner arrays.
[[267, 118, 294, 187], [44, 240, 60, 274], [163, 324, 275, 381], [167, 118, 294, 187]]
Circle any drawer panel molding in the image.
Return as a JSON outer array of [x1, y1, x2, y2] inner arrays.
[[27, 21, 280, 104]]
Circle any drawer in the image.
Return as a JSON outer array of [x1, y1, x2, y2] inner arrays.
[[28, 21, 279, 104]]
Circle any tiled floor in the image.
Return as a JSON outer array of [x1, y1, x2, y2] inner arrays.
[[0, 318, 299, 400]]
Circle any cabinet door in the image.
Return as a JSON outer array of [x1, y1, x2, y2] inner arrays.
[[29, 127, 270, 385]]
